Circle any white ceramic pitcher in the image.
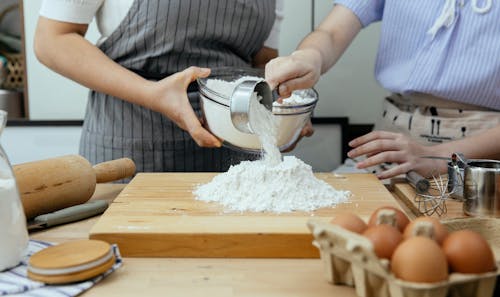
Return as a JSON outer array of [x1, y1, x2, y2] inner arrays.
[[0, 110, 28, 271]]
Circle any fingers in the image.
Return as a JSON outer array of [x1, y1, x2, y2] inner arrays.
[[282, 123, 314, 153], [349, 130, 399, 148], [301, 121, 314, 137], [189, 125, 223, 147], [376, 163, 413, 180], [356, 151, 406, 169], [281, 140, 298, 153], [347, 130, 433, 180], [356, 150, 416, 179], [154, 67, 220, 147], [265, 50, 320, 92], [182, 66, 211, 85], [265, 57, 298, 90], [355, 150, 413, 179], [182, 109, 221, 147], [278, 71, 319, 98], [348, 138, 402, 159]]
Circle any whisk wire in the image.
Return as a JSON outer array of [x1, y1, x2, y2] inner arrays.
[[413, 169, 460, 216]]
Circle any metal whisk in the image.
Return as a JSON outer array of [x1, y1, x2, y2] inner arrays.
[[406, 153, 466, 216]]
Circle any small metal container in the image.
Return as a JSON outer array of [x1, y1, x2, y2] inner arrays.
[[230, 79, 272, 134], [463, 160, 500, 217]]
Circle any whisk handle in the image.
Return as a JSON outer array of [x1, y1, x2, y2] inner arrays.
[[406, 171, 431, 194]]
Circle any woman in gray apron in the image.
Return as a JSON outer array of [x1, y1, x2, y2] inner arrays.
[[35, 0, 279, 173]]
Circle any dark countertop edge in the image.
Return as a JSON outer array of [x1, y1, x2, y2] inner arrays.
[[6, 120, 84, 126]]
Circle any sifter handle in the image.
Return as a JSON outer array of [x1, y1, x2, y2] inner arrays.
[[93, 158, 136, 183]]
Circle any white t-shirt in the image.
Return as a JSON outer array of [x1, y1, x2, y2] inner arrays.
[[39, 0, 283, 49]]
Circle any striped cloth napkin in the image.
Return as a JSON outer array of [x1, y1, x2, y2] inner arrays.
[[0, 240, 122, 296]]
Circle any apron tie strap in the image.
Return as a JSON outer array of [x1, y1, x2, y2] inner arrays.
[[471, 0, 493, 13], [428, 0, 493, 39]]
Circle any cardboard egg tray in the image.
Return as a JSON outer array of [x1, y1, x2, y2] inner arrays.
[[307, 218, 500, 297]]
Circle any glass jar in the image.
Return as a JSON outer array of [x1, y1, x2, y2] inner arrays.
[[0, 110, 28, 271]]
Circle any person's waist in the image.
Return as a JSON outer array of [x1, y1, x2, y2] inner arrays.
[[128, 68, 199, 93], [388, 93, 497, 112]]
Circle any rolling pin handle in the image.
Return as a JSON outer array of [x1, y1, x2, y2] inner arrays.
[[93, 158, 136, 183]]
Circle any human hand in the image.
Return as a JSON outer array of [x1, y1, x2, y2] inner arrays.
[[347, 131, 443, 179], [150, 66, 222, 147], [281, 120, 314, 153], [265, 49, 322, 98]]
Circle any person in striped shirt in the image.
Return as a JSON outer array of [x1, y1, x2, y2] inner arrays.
[[266, 0, 500, 179]]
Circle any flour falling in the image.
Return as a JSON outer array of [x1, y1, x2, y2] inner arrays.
[[195, 77, 350, 213], [248, 92, 281, 165]]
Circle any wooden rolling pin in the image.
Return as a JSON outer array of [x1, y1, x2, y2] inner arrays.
[[13, 155, 136, 219]]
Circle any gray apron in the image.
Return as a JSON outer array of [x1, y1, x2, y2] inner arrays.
[[80, 0, 276, 172]]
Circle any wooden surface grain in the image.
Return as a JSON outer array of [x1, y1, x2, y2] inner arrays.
[[89, 173, 400, 258], [31, 183, 358, 297]]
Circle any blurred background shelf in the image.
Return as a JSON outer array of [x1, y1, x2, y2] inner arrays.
[[0, 0, 27, 119]]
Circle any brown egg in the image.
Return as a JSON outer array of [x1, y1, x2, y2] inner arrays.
[[391, 236, 449, 283], [330, 213, 367, 234], [403, 217, 449, 244], [368, 206, 410, 232], [362, 224, 403, 259], [442, 230, 496, 273]]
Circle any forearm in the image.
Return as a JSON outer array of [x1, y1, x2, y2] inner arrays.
[[296, 5, 362, 74], [431, 125, 500, 160], [34, 18, 155, 109]]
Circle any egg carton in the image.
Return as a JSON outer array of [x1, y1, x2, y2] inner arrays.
[[307, 219, 500, 297]]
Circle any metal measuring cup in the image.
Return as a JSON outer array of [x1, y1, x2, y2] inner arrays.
[[230, 79, 273, 134], [463, 160, 500, 217]]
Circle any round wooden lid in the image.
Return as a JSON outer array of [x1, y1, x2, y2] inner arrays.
[[29, 239, 111, 270], [28, 254, 116, 284]]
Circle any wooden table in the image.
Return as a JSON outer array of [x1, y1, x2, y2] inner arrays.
[[30, 184, 357, 297]]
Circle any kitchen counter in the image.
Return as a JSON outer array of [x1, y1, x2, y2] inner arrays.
[[30, 184, 357, 297], [29, 181, 486, 297]]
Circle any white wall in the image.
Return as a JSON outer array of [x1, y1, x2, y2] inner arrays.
[[23, 0, 386, 124], [3, 126, 81, 165], [312, 1, 387, 123], [23, 0, 99, 120]]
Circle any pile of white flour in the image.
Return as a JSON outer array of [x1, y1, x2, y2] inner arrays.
[[273, 92, 316, 106], [195, 76, 350, 213], [195, 157, 350, 213]]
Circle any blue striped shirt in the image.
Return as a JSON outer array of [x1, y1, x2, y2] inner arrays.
[[334, 0, 500, 110]]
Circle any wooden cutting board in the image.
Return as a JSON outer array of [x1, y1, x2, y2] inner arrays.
[[89, 173, 400, 258]]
